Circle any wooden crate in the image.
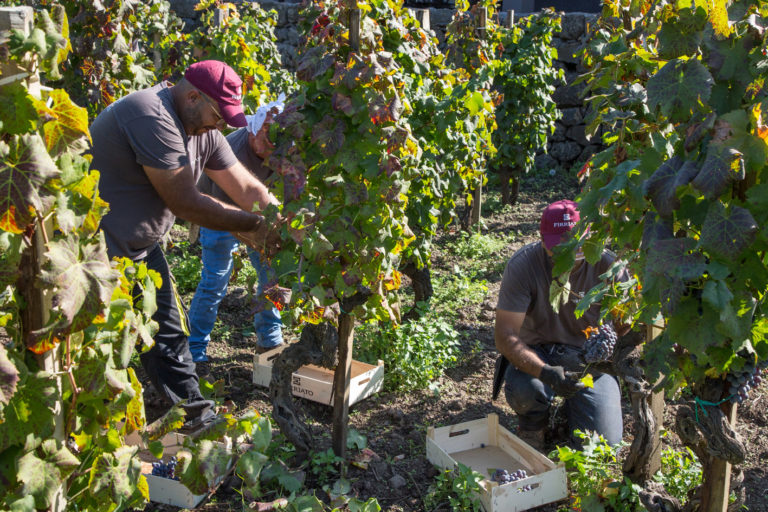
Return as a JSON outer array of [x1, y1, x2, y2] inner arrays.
[[426, 414, 568, 512], [127, 431, 233, 509], [252, 344, 384, 406]]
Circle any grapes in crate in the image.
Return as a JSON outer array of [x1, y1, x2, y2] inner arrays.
[[151, 456, 179, 480], [727, 360, 767, 404], [491, 468, 532, 491], [582, 323, 618, 363]]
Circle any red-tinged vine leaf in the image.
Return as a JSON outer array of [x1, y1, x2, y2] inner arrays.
[[38, 89, 91, 158], [311, 115, 345, 157], [296, 46, 335, 82], [691, 144, 745, 199], [0, 205, 28, 235], [331, 92, 355, 116], [0, 371, 58, 452], [142, 402, 186, 442], [369, 94, 402, 125], [380, 155, 402, 177], [0, 82, 39, 136], [700, 202, 758, 260], [177, 440, 234, 495], [88, 445, 148, 507], [264, 285, 292, 311], [38, 235, 119, 333], [0, 134, 61, 228], [646, 237, 706, 281], [18, 443, 77, 510], [0, 344, 19, 405], [647, 59, 713, 122]]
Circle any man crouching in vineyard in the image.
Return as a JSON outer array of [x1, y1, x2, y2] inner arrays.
[[89, 60, 281, 432], [493, 200, 626, 450], [188, 96, 288, 376]]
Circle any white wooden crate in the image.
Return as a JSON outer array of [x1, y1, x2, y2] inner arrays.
[[426, 413, 568, 512], [128, 431, 233, 508], [252, 344, 384, 406]]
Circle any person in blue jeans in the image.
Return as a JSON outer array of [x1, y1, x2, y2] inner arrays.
[[494, 200, 627, 450], [188, 95, 287, 369]]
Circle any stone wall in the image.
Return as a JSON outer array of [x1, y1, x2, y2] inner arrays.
[[168, 0, 599, 170]]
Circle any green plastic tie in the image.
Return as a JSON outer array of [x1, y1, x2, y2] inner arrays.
[[693, 395, 732, 424]]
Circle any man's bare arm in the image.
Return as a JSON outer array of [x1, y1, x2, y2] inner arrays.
[[205, 160, 278, 213], [495, 309, 546, 378], [143, 164, 262, 232]]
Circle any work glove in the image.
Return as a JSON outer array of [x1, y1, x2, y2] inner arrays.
[[539, 364, 584, 399]]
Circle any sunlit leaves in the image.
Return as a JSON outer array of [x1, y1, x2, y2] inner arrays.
[[700, 202, 758, 260], [647, 59, 713, 122], [177, 440, 233, 495], [0, 134, 60, 229], [35, 89, 91, 158], [0, 372, 58, 452], [88, 445, 148, 508], [38, 235, 119, 334], [0, 83, 39, 136], [17, 440, 79, 509]]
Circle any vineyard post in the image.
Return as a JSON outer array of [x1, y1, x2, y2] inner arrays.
[[700, 403, 737, 512], [469, 6, 488, 227], [645, 324, 664, 477], [2, 7, 66, 510], [504, 9, 514, 28], [414, 8, 430, 31], [331, 8, 361, 460]]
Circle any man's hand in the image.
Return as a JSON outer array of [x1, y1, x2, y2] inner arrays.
[[232, 217, 282, 258], [539, 364, 585, 399]]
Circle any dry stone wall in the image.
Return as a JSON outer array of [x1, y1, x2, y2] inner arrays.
[[168, 0, 599, 170]]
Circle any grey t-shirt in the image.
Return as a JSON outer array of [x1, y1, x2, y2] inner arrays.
[[196, 127, 273, 205], [91, 82, 238, 259], [496, 241, 622, 347]]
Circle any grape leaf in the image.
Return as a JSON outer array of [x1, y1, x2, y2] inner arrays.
[[177, 441, 233, 495], [646, 237, 706, 281], [18, 451, 62, 509], [0, 134, 61, 228], [142, 402, 186, 441], [0, 83, 39, 136], [657, 8, 706, 59], [644, 157, 701, 217], [36, 89, 90, 158], [88, 445, 148, 507], [0, 231, 23, 288], [702, 279, 733, 311], [691, 144, 744, 199], [709, 0, 731, 38], [700, 202, 758, 260], [0, 371, 58, 452], [38, 235, 118, 333], [311, 115, 345, 158], [647, 59, 713, 122], [296, 46, 335, 81], [237, 449, 269, 488], [0, 344, 20, 405]]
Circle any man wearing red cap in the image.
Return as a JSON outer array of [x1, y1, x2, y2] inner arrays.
[[493, 199, 625, 450], [89, 60, 280, 431]]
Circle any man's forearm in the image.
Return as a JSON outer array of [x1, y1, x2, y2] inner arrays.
[[176, 193, 262, 232], [497, 336, 547, 379]]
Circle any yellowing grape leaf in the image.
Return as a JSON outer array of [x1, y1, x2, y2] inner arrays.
[[580, 374, 595, 388], [709, 0, 731, 38], [40, 89, 90, 158]]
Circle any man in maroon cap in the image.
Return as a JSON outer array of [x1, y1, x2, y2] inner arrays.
[[90, 60, 280, 431], [493, 199, 625, 450]]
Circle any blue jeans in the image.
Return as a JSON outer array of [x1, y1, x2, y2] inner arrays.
[[504, 343, 623, 446], [188, 227, 283, 362]]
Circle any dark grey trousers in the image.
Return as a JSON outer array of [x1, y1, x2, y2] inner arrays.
[[136, 244, 215, 425], [503, 342, 623, 446]]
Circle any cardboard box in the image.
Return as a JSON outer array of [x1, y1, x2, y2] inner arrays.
[[128, 431, 233, 509], [426, 413, 568, 512], [252, 344, 384, 406]]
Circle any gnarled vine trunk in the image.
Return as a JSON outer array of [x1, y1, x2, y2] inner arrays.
[[497, 165, 521, 206], [400, 259, 433, 320]]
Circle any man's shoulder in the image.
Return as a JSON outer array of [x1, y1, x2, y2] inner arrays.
[[508, 242, 544, 267]]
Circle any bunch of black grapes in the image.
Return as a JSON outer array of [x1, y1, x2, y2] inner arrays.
[[583, 323, 618, 363], [151, 456, 179, 480], [491, 468, 532, 491], [727, 360, 767, 404]]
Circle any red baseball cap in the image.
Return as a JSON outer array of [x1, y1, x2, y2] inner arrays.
[[540, 199, 580, 250], [184, 60, 247, 128]]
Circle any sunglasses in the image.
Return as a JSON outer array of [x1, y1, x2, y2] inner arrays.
[[201, 93, 227, 130]]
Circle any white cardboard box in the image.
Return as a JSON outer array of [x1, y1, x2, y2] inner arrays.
[[252, 344, 384, 406], [128, 431, 233, 509], [426, 413, 569, 512]]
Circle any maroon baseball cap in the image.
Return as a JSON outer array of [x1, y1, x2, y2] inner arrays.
[[184, 60, 247, 128], [540, 199, 580, 250]]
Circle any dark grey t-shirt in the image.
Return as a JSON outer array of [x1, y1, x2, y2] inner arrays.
[[91, 82, 238, 259], [496, 241, 622, 347], [196, 127, 273, 206]]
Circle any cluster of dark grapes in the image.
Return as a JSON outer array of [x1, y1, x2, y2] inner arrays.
[[151, 456, 179, 480], [491, 469, 532, 491], [727, 361, 767, 404], [583, 323, 618, 363]]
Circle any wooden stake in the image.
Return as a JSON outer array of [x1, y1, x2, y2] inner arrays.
[[646, 324, 663, 477], [700, 402, 737, 512], [505, 9, 515, 28], [415, 9, 430, 31], [349, 9, 361, 52], [331, 313, 355, 458]]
